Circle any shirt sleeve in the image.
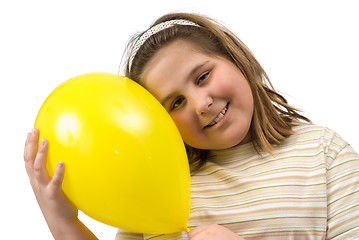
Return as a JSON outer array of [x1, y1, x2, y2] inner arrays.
[[325, 130, 359, 239], [115, 229, 143, 240]]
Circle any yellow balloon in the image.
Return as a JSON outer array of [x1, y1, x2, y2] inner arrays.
[[34, 73, 190, 234]]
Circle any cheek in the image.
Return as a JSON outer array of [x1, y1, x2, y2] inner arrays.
[[221, 77, 253, 106], [213, 78, 238, 99], [211, 71, 239, 96], [171, 112, 199, 142]]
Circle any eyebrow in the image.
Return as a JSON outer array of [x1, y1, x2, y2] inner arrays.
[[160, 61, 209, 106]]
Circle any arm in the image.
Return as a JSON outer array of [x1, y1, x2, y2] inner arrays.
[[24, 128, 98, 240], [325, 131, 359, 239]]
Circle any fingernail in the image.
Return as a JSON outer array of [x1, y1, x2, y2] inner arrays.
[[40, 138, 46, 145], [57, 161, 64, 168]]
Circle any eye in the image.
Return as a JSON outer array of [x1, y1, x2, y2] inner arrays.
[[170, 96, 186, 110], [196, 71, 210, 85]]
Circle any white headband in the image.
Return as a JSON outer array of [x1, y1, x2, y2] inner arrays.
[[129, 19, 200, 70]]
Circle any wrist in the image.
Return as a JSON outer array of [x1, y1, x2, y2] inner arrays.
[[47, 217, 97, 240]]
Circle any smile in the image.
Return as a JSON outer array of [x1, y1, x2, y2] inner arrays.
[[205, 103, 229, 128]]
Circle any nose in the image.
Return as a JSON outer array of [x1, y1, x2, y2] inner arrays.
[[192, 90, 213, 116]]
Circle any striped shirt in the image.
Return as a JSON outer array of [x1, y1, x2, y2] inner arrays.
[[115, 124, 359, 239]]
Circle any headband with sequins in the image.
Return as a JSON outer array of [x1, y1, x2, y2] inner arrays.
[[129, 19, 200, 70]]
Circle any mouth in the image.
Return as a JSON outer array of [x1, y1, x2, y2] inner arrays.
[[204, 103, 229, 128]]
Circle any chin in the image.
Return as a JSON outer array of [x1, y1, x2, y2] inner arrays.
[[197, 138, 247, 150], [184, 128, 252, 150]]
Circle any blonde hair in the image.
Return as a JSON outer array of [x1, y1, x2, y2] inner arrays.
[[124, 13, 310, 170]]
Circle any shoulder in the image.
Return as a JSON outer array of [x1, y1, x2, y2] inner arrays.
[[291, 122, 337, 138], [271, 123, 351, 164], [288, 122, 358, 166], [288, 122, 348, 150]]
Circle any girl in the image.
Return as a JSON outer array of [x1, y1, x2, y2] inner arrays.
[[24, 13, 359, 239]]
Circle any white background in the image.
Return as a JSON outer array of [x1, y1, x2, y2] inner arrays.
[[1, 0, 358, 239]]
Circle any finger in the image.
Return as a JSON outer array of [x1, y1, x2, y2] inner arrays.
[[188, 225, 207, 239], [24, 129, 40, 177], [49, 162, 65, 198], [25, 129, 39, 163], [49, 161, 65, 195], [33, 138, 51, 184], [24, 132, 32, 161]]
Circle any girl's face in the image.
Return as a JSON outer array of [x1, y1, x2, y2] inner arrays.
[[141, 40, 254, 150]]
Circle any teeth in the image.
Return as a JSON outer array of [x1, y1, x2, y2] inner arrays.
[[207, 105, 228, 127]]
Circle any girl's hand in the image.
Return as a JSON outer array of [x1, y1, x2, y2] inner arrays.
[[188, 224, 246, 240], [24, 129, 78, 234]]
